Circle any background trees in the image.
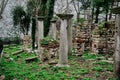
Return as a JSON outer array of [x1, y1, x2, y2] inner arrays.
[[0, 0, 9, 19], [27, 0, 55, 36], [12, 6, 30, 35], [26, 0, 55, 49], [92, 0, 104, 23], [44, 0, 55, 36]]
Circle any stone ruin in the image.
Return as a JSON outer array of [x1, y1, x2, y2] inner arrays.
[[72, 20, 115, 54], [91, 21, 115, 54], [40, 44, 59, 63], [72, 37, 85, 55], [35, 13, 115, 66], [23, 35, 32, 51], [37, 14, 73, 67], [72, 20, 91, 54]]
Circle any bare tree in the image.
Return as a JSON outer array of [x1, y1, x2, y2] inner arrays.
[[71, 0, 91, 22], [71, 0, 81, 22], [0, 0, 9, 19], [54, 0, 72, 14]]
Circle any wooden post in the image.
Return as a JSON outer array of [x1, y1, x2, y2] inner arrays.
[[56, 14, 73, 67]]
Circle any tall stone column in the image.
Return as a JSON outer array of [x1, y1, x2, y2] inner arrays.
[[67, 17, 73, 55], [49, 19, 57, 40], [38, 16, 44, 39], [114, 14, 120, 79], [37, 16, 44, 61], [111, 7, 120, 80], [56, 14, 73, 67]]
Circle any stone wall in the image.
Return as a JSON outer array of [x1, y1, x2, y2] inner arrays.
[[23, 35, 32, 50], [72, 20, 91, 54], [92, 21, 115, 54], [40, 47, 59, 62]]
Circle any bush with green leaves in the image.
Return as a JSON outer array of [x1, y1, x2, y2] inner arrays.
[[12, 6, 30, 35], [82, 51, 102, 60], [76, 69, 89, 74], [92, 66, 103, 71], [93, 61, 107, 65], [73, 18, 85, 25], [40, 36, 58, 45]]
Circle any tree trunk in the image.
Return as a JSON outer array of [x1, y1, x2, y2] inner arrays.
[[84, 10, 86, 20], [0, 0, 9, 19], [114, 14, 120, 80], [95, 7, 100, 23], [109, 0, 114, 20], [31, 17, 36, 50], [44, 0, 55, 37], [91, 7, 94, 23], [77, 12, 80, 22], [105, 11, 108, 22]]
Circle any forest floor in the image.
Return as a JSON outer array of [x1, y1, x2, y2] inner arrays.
[[0, 44, 115, 80]]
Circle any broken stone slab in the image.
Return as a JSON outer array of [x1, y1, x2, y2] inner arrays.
[[56, 64, 70, 67], [72, 54, 82, 57], [25, 56, 38, 63], [88, 59, 96, 61], [6, 58, 14, 62], [0, 75, 5, 80], [4, 54, 10, 59], [96, 57, 106, 60], [108, 58, 113, 61], [100, 60, 113, 64], [24, 48, 32, 53], [12, 50, 24, 55], [48, 60, 58, 65]]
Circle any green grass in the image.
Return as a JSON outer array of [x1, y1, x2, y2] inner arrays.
[[82, 51, 102, 60], [92, 66, 103, 71], [83, 78, 96, 80], [106, 64, 113, 72], [93, 61, 107, 65], [93, 61, 113, 72], [0, 45, 114, 80], [75, 69, 89, 74]]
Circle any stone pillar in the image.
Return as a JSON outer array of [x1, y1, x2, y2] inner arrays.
[[37, 16, 44, 61], [38, 16, 44, 39], [114, 14, 120, 79], [67, 18, 73, 55], [82, 43, 85, 52], [56, 14, 73, 67], [49, 19, 57, 40]]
